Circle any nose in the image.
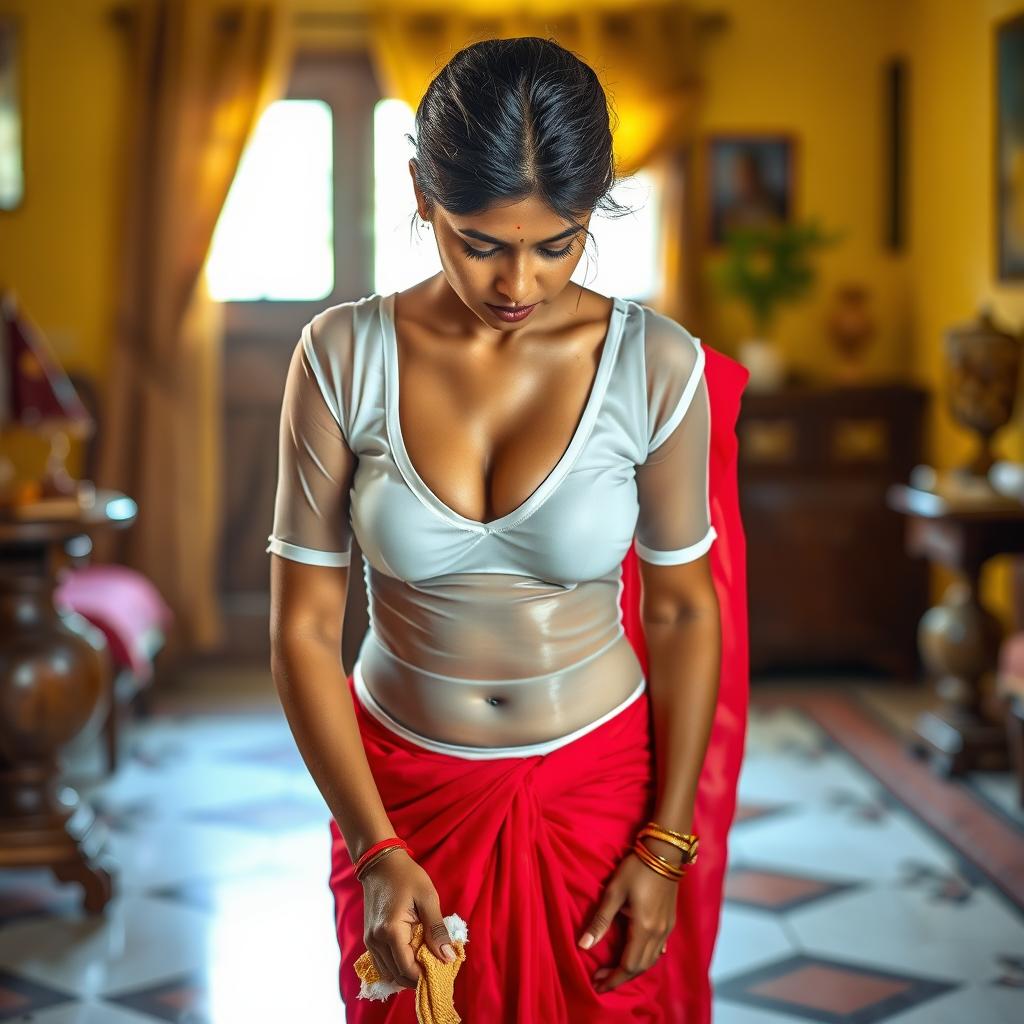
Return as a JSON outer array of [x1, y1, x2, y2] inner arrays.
[[495, 255, 531, 305]]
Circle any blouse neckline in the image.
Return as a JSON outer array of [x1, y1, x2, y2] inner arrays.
[[380, 290, 627, 535]]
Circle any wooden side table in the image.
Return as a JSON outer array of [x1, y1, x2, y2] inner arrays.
[[886, 483, 1024, 776], [0, 488, 137, 912]]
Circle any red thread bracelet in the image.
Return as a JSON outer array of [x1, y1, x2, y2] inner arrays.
[[354, 837, 413, 877]]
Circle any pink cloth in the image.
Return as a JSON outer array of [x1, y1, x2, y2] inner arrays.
[[54, 564, 173, 680]]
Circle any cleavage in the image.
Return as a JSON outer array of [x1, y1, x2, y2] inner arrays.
[[396, 329, 604, 525]]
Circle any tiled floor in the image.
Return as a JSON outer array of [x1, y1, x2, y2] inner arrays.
[[0, 670, 1021, 1023]]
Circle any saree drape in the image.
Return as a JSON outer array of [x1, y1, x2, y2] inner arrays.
[[328, 345, 749, 1023]]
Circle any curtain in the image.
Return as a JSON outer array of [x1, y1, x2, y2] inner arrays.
[[367, 0, 704, 178], [97, 0, 294, 664]]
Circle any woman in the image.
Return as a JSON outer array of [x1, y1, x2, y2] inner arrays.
[[267, 36, 749, 1024]]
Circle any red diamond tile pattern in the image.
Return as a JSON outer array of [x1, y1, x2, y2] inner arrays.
[[751, 963, 910, 1012], [0, 968, 74, 1019], [106, 973, 208, 1022], [725, 866, 859, 912], [716, 953, 958, 1023]]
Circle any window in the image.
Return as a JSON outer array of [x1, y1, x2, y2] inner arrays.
[[206, 99, 334, 302]]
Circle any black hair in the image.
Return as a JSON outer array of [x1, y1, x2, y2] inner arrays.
[[405, 36, 636, 270]]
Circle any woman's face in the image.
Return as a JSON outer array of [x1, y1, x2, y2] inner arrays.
[[410, 160, 591, 329]]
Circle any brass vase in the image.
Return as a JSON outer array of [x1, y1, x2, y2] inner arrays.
[[945, 305, 1022, 479]]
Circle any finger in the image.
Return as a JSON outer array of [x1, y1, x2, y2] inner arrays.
[[579, 886, 627, 950], [594, 915, 641, 993], [368, 938, 403, 988], [415, 892, 457, 963], [390, 926, 421, 989], [595, 925, 660, 993]]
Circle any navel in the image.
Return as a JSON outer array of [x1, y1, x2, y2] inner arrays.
[[485, 695, 505, 707]]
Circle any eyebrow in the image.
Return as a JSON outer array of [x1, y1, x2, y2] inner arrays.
[[457, 226, 580, 246]]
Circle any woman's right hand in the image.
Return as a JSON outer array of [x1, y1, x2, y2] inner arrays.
[[360, 851, 457, 989]]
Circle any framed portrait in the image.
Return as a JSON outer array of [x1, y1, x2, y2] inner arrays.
[[996, 12, 1024, 280], [0, 14, 23, 212], [704, 134, 795, 247]]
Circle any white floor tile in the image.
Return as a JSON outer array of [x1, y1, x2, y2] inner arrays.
[[0, 894, 209, 998], [20, 1002, 161, 1024], [881, 982, 1024, 1024], [711, 998, 811, 1024], [709, 905, 795, 982], [788, 883, 1024, 984]]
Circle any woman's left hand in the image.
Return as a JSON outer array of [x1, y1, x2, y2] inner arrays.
[[578, 847, 678, 993]]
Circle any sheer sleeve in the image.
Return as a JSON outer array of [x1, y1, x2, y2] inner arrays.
[[634, 310, 716, 565], [265, 314, 356, 567]]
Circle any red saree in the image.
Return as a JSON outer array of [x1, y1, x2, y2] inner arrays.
[[328, 345, 750, 1022]]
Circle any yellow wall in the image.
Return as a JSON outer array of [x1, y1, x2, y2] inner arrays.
[[696, 0, 1024, 627], [695, 0, 914, 385], [0, 0, 127, 471]]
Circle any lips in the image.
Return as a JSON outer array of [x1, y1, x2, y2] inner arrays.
[[486, 302, 538, 322]]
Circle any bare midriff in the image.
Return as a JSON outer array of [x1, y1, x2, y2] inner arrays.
[[357, 279, 642, 749], [355, 568, 645, 749]]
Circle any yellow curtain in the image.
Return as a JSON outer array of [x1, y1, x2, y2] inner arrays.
[[367, 0, 703, 177], [96, 0, 294, 665]]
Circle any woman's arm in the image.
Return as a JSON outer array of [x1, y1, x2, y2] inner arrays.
[[266, 313, 392, 862], [269, 556, 395, 863], [637, 555, 721, 857], [632, 347, 722, 865]]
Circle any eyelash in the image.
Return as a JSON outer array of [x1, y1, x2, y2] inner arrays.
[[461, 241, 576, 262]]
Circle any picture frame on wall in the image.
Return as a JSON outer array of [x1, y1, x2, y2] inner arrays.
[[704, 134, 795, 247], [996, 11, 1024, 280], [884, 57, 908, 252], [0, 14, 23, 211]]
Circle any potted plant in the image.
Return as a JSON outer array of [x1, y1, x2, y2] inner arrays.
[[709, 217, 845, 389]]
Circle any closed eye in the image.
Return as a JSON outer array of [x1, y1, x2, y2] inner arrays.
[[462, 241, 577, 262]]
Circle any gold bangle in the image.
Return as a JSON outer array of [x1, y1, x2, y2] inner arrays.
[[644, 821, 695, 841], [639, 824, 700, 864], [632, 839, 684, 881], [633, 843, 683, 881], [635, 838, 688, 876], [643, 822, 698, 848]]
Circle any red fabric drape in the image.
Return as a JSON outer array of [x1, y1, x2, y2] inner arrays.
[[622, 345, 751, 1023], [328, 345, 749, 1022]]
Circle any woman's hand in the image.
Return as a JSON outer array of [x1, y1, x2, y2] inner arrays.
[[360, 851, 457, 989], [578, 847, 679, 993]]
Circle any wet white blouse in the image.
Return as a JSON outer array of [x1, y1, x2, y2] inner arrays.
[[267, 291, 715, 757]]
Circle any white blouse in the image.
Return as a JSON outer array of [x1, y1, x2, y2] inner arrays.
[[267, 291, 715, 757]]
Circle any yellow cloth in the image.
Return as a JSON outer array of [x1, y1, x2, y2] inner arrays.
[[354, 913, 468, 1024]]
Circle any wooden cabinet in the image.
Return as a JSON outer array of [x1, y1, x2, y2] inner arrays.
[[736, 383, 930, 678]]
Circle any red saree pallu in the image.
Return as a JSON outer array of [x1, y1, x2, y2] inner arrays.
[[328, 346, 750, 1023]]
